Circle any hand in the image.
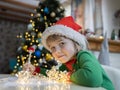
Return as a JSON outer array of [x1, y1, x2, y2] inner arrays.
[[23, 63, 35, 73], [67, 71, 73, 82]]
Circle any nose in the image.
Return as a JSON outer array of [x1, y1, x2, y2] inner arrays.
[[55, 46, 61, 53]]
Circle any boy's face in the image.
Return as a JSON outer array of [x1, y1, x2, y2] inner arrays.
[[48, 37, 77, 63]]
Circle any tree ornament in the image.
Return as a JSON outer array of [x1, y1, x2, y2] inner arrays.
[[50, 12, 56, 17], [34, 49, 42, 58], [37, 32, 42, 38], [27, 24, 33, 30], [22, 45, 28, 51], [38, 45, 43, 50], [44, 7, 49, 14], [45, 53, 53, 61]]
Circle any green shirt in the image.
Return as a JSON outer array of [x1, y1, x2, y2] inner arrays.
[[71, 51, 114, 90], [40, 50, 114, 90]]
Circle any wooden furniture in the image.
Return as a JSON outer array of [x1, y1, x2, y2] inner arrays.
[[87, 37, 120, 53]]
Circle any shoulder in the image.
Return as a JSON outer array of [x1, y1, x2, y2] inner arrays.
[[77, 50, 93, 57], [76, 50, 96, 62]]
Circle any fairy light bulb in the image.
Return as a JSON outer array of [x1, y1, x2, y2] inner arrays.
[[32, 23, 35, 27], [33, 28, 35, 31], [44, 16, 47, 20], [30, 43, 33, 45], [17, 56, 20, 59], [42, 54, 44, 56], [36, 63, 39, 66], [17, 59, 20, 62], [30, 20, 32, 22], [31, 13, 34, 17], [19, 35, 22, 38], [26, 32, 28, 35], [38, 44, 40, 46], [32, 40, 34, 42], [41, 9, 43, 12], [16, 63, 19, 66], [16, 35, 19, 38], [34, 60, 37, 63], [37, 18, 40, 20], [20, 65, 22, 68], [36, 40, 38, 43], [14, 66, 17, 68], [36, 29, 38, 32]]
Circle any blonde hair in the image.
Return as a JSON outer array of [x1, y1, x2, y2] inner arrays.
[[46, 34, 84, 52]]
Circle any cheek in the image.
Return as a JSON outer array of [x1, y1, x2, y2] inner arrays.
[[64, 46, 76, 56], [64, 45, 75, 52], [52, 53, 57, 59]]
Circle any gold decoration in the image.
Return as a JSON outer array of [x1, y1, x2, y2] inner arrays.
[[37, 32, 42, 38], [22, 45, 28, 51], [44, 16, 47, 20], [46, 53, 53, 61]]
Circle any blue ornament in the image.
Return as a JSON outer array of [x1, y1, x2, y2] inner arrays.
[[34, 50, 41, 58], [44, 7, 49, 14]]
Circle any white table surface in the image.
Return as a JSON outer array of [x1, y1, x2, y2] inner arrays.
[[0, 74, 105, 90]]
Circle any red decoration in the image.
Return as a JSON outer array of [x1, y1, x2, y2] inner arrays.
[[28, 46, 35, 52], [33, 66, 40, 75]]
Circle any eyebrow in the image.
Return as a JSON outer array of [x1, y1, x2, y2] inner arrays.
[[49, 39, 63, 49]]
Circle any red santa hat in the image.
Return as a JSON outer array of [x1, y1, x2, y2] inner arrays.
[[41, 16, 87, 51]]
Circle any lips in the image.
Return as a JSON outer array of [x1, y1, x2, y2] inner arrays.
[[57, 55, 65, 59]]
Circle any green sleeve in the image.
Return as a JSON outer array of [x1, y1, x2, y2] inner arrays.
[[70, 51, 103, 87]]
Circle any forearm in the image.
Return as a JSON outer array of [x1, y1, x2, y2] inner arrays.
[[70, 67, 103, 87]]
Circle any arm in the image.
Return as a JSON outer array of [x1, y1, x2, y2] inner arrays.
[[70, 51, 103, 87], [23, 63, 47, 76]]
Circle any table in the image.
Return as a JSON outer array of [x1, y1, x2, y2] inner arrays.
[[0, 74, 105, 90]]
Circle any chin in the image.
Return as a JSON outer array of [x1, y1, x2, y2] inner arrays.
[[62, 60, 69, 64], [58, 58, 69, 63]]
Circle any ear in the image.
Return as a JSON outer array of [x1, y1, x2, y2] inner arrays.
[[75, 43, 81, 52]]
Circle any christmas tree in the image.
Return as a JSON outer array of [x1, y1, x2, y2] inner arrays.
[[13, 0, 65, 74]]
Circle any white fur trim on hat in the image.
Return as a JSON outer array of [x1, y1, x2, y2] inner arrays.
[[41, 25, 87, 52]]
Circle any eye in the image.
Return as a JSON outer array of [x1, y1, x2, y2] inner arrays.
[[59, 42, 65, 47], [51, 47, 56, 52]]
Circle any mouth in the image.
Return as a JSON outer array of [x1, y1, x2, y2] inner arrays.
[[57, 55, 65, 59]]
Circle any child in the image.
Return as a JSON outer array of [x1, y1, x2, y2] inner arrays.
[[23, 16, 114, 90]]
